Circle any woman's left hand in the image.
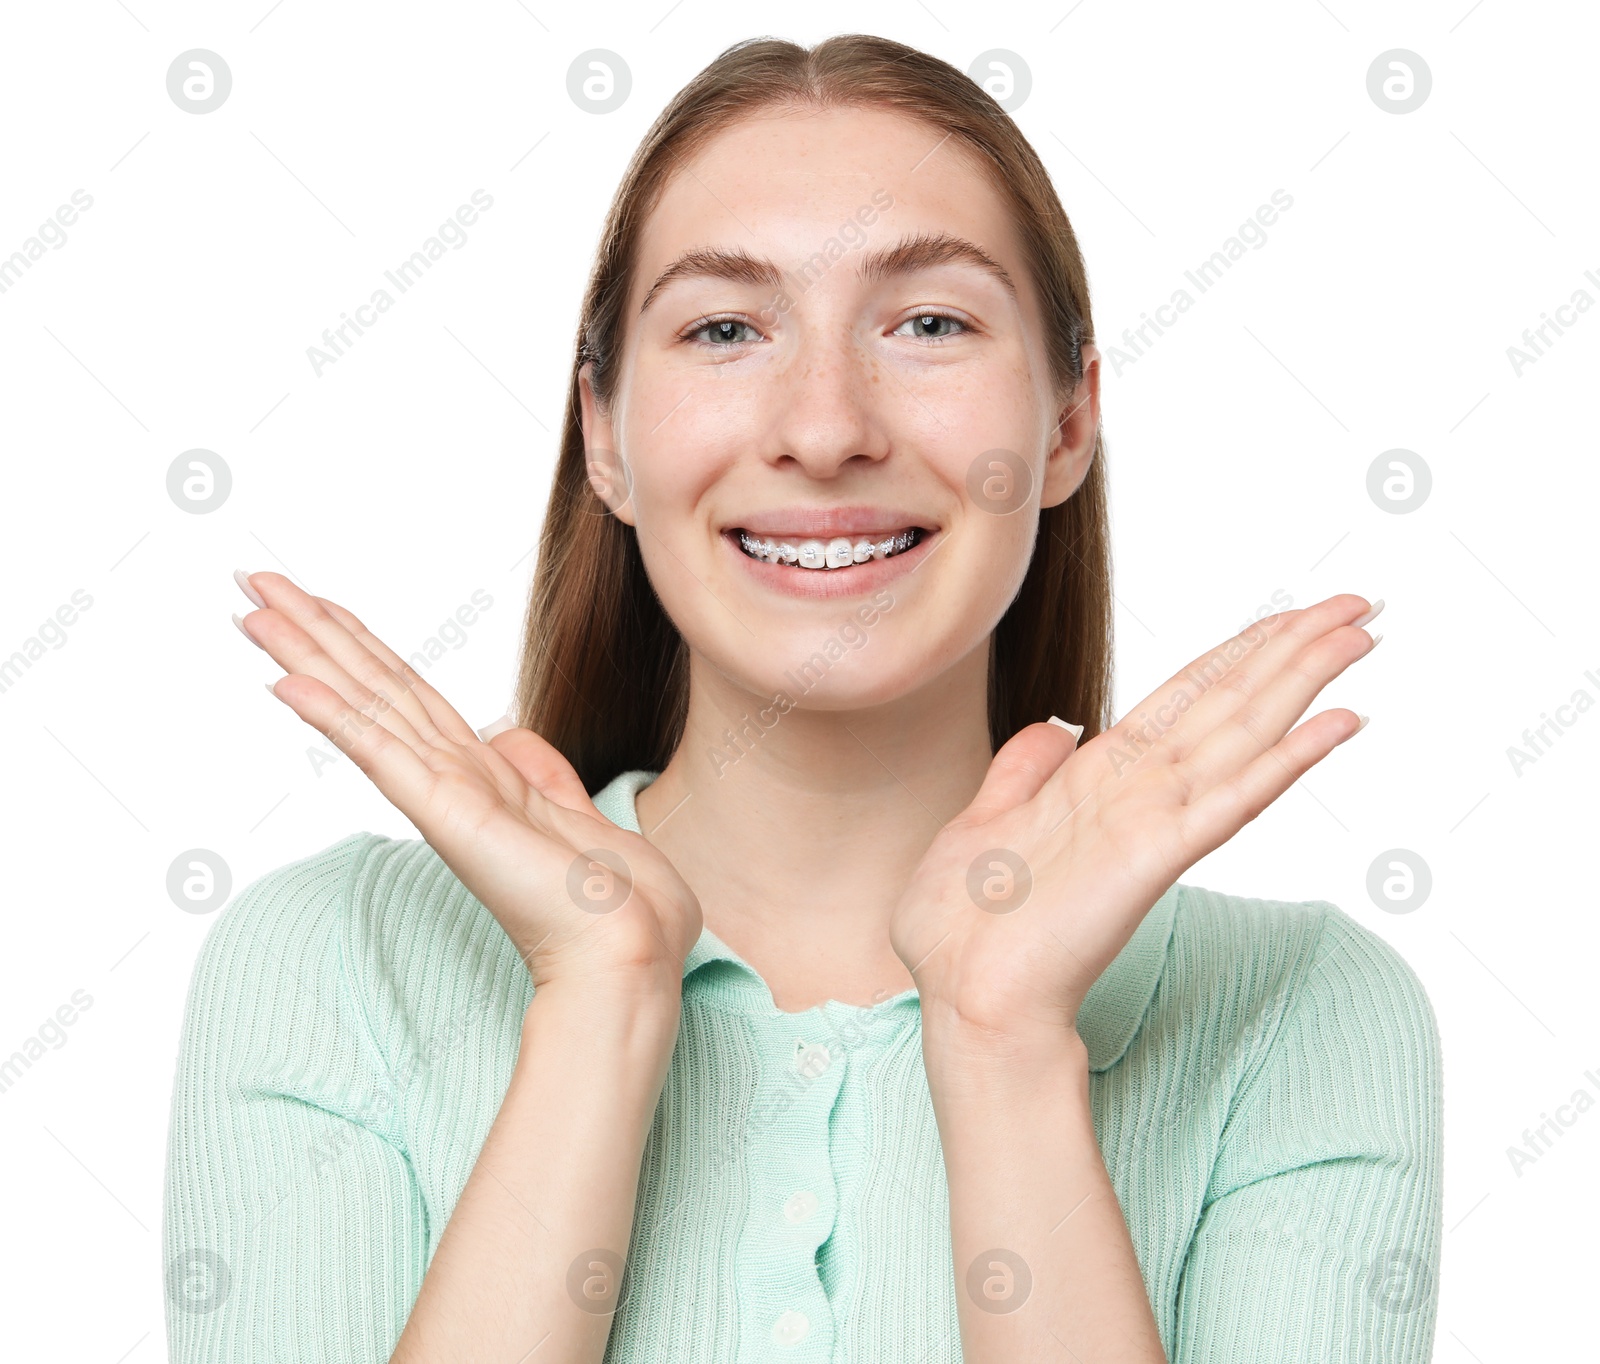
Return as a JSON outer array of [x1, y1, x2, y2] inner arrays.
[[890, 592, 1382, 1042]]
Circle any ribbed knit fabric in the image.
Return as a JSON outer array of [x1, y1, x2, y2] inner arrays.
[[162, 768, 1442, 1361]]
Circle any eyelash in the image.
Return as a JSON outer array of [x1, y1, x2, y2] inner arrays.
[[678, 309, 974, 350]]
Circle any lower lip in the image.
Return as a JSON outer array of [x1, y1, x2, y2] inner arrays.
[[722, 530, 939, 599]]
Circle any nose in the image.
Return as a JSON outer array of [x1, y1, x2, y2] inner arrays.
[[761, 321, 891, 477]]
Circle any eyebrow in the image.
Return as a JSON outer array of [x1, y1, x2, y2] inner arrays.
[[637, 231, 1018, 315]]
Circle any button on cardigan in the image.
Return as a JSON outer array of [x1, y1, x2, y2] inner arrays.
[[162, 767, 1443, 1361]]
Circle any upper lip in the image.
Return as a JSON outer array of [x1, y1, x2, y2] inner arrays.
[[725, 506, 938, 539]]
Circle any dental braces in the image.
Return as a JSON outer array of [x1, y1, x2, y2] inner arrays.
[[737, 528, 921, 569]]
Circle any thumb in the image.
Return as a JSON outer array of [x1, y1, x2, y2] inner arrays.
[[475, 714, 593, 813], [964, 716, 1084, 822]]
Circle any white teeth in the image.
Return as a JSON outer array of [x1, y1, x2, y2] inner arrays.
[[736, 528, 921, 569]]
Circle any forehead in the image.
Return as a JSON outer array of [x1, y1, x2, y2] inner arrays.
[[634, 106, 1020, 295]]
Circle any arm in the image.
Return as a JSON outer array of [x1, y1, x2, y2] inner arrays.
[[211, 570, 704, 1359], [922, 1009, 1166, 1363], [1170, 912, 1442, 1362], [889, 595, 1384, 1361], [163, 840, 684, 1364], [390, 973, 680, 1362], [163, 837, 428, 1360]]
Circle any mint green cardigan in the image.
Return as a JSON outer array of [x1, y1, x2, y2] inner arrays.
[[162, 768, 1442, 1360]]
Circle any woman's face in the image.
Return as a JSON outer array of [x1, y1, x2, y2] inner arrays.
[[580, 105, 1100, 713]]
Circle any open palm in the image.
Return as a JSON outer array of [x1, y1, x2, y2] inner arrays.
[[234, 570, 702, 989], [890, 593, 1381, 1037]]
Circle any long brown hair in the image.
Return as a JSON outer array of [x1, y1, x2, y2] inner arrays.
[[514, 33, 1114, 796]]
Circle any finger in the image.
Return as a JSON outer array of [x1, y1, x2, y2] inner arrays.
[[960, 717, 1083, 823], [241, 598, 431, 755], [1157, 594, 1373, 768], [486, 726, 594, 814], [1180, 708, 1361, 858], [314, 595, 481, 748], [268, 673, 438, 817], [1079, 595, 1370, 779], [242, 572, 446, 747], [1178, 619, 1376, 792]]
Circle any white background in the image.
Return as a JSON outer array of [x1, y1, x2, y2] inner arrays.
[[0, 1, 1593, 1359]]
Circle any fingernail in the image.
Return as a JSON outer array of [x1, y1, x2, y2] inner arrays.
[[1368, 632, 1383, 650], [264, 681, 281, 700], [476, 713, 514, 742], [232, 612, 264, 649], [1352, 598, 1385, 629], [234, 569, 266, 609], [1047, 716, 1085, 740], [1354, 714, 1370, 734]]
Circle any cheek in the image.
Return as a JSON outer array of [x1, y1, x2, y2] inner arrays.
[[963, 508, 1039, 604], [926, 359, 1048, 461], [624, 394, 721, 508]]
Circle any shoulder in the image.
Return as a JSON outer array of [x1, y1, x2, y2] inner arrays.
[[1157, 883, 1441, 1148], [334, 832, 529, 1024], [1159, 881, 1439, 1092], [195, 830, 384, 971], [193, 830, 525, 1048], [204, 830, 503, 961]]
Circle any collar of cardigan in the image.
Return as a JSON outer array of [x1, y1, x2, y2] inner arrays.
[[596, 768, 1177, 1073]]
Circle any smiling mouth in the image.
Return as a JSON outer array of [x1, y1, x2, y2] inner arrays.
[[732, 527, 927, 569]]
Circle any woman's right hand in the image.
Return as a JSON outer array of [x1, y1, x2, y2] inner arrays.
[[232, 570, 702, 993]]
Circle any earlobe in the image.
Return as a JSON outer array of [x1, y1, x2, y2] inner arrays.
[[577, 361, 636, 525]]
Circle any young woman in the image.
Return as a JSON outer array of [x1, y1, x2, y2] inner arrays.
[[163, 34, 1440, 1364]]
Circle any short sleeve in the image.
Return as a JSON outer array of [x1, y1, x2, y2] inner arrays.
[[161, 833, 429, 1361], [1172, 908, 1442, 1362]]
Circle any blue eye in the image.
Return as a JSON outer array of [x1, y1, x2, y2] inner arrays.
[[893, 312, 968, 343], [685, 317, 760, 347]]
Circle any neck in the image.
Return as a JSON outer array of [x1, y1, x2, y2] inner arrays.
[[634, 643, 994, 1012]]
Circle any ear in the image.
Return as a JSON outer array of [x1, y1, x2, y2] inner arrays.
[[577, 359, 636, 527], [1041, 341, 1101, 510]]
